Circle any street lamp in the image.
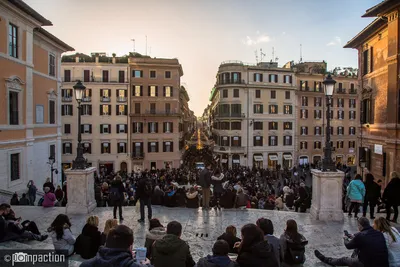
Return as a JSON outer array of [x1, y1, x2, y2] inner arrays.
[[322, 74, 337, 172], [72, 80, 87, 170], [360, 160, 366, 178], [48, 155, 58, 183]]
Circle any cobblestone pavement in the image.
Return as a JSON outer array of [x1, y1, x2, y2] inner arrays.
[[1, 206, 394, 266]]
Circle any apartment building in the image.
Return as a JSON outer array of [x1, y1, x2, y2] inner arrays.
[[210, 61, 296, 169], [0, 0, 73, 191], [129, 56, 184, 171], [292, 62, 358, 167], [345, 0, 400, 184], [61, 53, 130, 174]]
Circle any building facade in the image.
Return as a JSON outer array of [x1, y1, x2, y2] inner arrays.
[[210, 61, 296, 169], [344, 0, 400, 184], [60, 53, 130, 175], [0, 0, 73, 192], [293, 62, 358, 167], [129, 56, 184, 171]]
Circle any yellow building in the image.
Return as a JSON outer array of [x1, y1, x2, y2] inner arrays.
[[0, 0, 73, 192]]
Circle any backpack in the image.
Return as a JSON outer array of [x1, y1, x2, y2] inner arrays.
[[109, 186, 121, 201], [37, 197, 44, 206], [144, 178, 153, 196], [284, 239, 307, 264]]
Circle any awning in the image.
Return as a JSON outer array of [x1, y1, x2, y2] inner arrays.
[[254, 155, 263, 162], [233, 159, 240, 164], [283, 154, 292, 160], [221, 159, 228, 163], [269, 155, 278, 161]]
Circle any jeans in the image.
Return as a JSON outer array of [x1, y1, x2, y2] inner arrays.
[[202, 188, 211, 208], [362, 200, 376, 218], [113, 200, 123, 219], [348, 202, 361, 217], [28, 195, 36, 206], [386, 203, 399, 222], [140, 198, 152, 220], [328, 257, 364, 267]]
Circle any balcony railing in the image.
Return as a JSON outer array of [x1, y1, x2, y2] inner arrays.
[[130, 109, 180, 116], [117, 97, 127, 102], [62, 77, 128, 83], [101, 97, 111, 102], [215, 113, 245, 118], [131, 152, 145, 159], [82, 97, 91, 102], [62, 97, 73, 102], [336, 89, 346, 94], [214, 146, 245, 153], [217, 79, 246, 85], [349, 89, 357, 94]]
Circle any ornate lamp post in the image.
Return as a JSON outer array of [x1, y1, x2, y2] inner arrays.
[[72, 80, 87, 169], [48, 155, 58, 183], [322, 74, 337, 172], [360, 160, 366, 178]]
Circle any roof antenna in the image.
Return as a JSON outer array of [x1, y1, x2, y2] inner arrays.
[[255, 50, 258, 64], [260, 48, 266, 62], [272, 47, 275, 62], [145, 35, 148, 56], [131, 39, 135, 53], [300, 44, 303, 62]]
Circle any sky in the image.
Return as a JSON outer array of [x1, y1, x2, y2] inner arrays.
[[24, 0, 378, 116]]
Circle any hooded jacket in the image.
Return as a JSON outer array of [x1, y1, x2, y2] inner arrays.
[[144, 227, 166, 258], [211, 174, 225, 194], [196, 255, 239, 267], [346, 179, 366, 202], [75, 223, 102, 259], [236, 241, 278, 267], [80, 246, 151, 267], [152, 234, 195, 267]]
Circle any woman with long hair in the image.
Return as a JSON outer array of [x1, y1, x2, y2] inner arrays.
[[48, 214, 75, 256], [211, 168, 224, 210], [217, 225, 241, 254], [347, 174, 366, 219], [144, 218, 166, 258], [235, 223, 278, 267], [280, 220, 308, 266], [373, 217, 400, 267], [100, 218, 118, 245]]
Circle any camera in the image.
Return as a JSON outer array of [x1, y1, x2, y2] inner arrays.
[[13, 252, 28, 262]]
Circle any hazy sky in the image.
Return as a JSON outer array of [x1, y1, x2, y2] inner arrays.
[[25, 0, 377, 116]]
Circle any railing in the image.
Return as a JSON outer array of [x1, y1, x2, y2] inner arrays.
[[214, 146, 245, 153], [62, 97, 72, 102], [62, 77, 128, 83], [336, 89, 346, 94], [215, 113, 244, 118], [101, 97, 111, 102], [82, 97, 91, 102], [349, 89, 357, 94], [117, 97, 127, 102], [131, 152, 145, 159], [217, 79, 246, 85]]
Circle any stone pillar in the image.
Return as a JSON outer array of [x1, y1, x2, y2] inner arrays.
[[310, 169, 344, 221], [65, 167, 97, 214]]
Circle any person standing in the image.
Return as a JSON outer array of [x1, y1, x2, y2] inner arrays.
[[110, 175, 126, 221], [347, 174, 366, 219], [43, 177, 55, 193], [383, 171, 400, 223], [27, 180, 37, 206], [211, 169, 224, 210], [363, 173, 381, 219], [199, 164, 212, 209], [136, 173, 153, 223]]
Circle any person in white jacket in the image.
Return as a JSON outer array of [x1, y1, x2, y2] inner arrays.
[[373, 217, 400, 267], [211, 169, 225, 210], [48, 214, 76, 256]]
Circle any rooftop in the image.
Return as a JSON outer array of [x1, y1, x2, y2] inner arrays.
[[344, 18, 387, 49], [362, 0, 400, 17], [7, 0, 52, 26]]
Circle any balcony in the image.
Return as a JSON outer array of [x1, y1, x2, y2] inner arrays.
[[100, 97, 111, 102], [131, 152, 145, 159], [117, 97, 127, 102], [336, 89, 346, 94], [130, 109, 180, 117], [63, 77, 128, 83], [217, 79, 246, 86], [213, 146, 245, 154], [62, 96, 73, 102], [349, 89, 357, 94], [215, 113, 245, 119], [82, 97, 91, 102]]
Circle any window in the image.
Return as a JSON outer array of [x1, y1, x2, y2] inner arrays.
[[134, 103, 141, 114], [269, 74, 278, 83], [102, 70, 109, 82], [300, 109, 308, 119], [270, 90, 276, 99], [300, 81, 308, 91], [64, 70, 71, 82], [314, 126, 321, 135], [164, 86, 173, 97], [9, 91, 19, 125], [330, 110, 334, 119], [284, 75, 292, 84], [165, 103, 171, 114], [349, 141, 356, 148], [337, 141, 344, 149], [362, 47, 373, 76], [301, 96, 308, 106], [232, 72, 241, 83], [118, 70, 125, 83], [231, 121, 241, 130], [255, 90, 261, 98], [330, 126, 334, 135], [254, 73, 263, 82], [231, 104, 241, 115], [314, 142, 321, 149], [83, 142, 91, 154], [133, 142, 144, 157], [48, 144, 55, 160], [100, 124, 111, 134], [233, 89, 239, 98], [337, 110, 344, 120], [253, 136, 263, 146], [300, 141, 308, 150], [10, 153, 20, 181], [62, 142, 72, 154], [101, 142, 111, 154], [132, 70, 143, 78], [116, 124, 127, 133], [133, 122, 143, 133], [81, 104, 92, 116], [133, 85, 143, 96], [254, 104, 263, 114], [149, 86, 158, 97], [349, 99, 356, 109], [220, 122, 230, 130], [253, 121, 263, 130], [231, 136, 241, 147], [61, 105, 73, 116], [118, 142, 127, 153], [301, 126, 308, 135], [222, 89, 228, 98], [268, 122, 278, 130], [284, 136, 292, 146], [116, 105, 127, 115], [337, 126, 344, 135], [314, 81, 322, 92], [285, 91, 290, 99], [163, 122, 173, 133], [269, 105, 278, 114], [100, 105, 111, 115], [163, 142, 174, 152], [150, 103, 156, 114], [337, 98, 344, 108], [221, 136, 230, 146], [314, 110, 322, 119], [84, 70, 90, 82], [349, 127, 356, 135], [314, 97, 322, 107], [49, 54, 55, 77], [165, 71, 171, 79], [283, 122, 292, 130], [64, 124, 71, 134], [9, 24, 18, 58], [361, 98, 374, 124], [269, 136, 278, 146], [100, 89, 111, 101], [81, 124, 92, 134], [148, 142, 159, 153], [148, 122, 158, 133], [117, 89, 127, 101], [82, 89, 92, 102], [284, 105, 292, 115], [349, 110, 356, 120], [338, 83, 344, 92], [150, 70, 156, 78]]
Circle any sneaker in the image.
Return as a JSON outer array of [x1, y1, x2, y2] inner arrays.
[[120, 217, 124, 221], [137, 219, 145, 223], [39, 235, 48, 242], [370, 216, 375, 220], [314, 250, 334, 266]]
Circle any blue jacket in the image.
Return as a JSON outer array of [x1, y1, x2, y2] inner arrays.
[[80, 247, 152, 267], [346, 180, 365, 202]]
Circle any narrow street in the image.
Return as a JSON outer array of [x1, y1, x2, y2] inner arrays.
[[182, 129, 214, 169]]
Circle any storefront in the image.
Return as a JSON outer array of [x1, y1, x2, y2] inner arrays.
[[282, 153, 293, 169], [99, 163, 114, 175], [232, 154, 240, 168], [313, 155, 322, 165], [335, 155, 344, 164], [253, 154, 263, 169], [299, 156, 309, 166], [221, 155, 228, 169], [347, 155, 355, 165], [268, 153, 278, 170]]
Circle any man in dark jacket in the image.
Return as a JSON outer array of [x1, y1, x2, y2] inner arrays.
[[110, 176, 126, 220], [80, 225, 151, 267], [152, 221, 195, 267], [314, 217, 389, 267], [196, 240, 239, 267], [199, 164, 212, 209], [383, 172, 400, 223], [136, 173, 153, 223], [363, 173, 381, 219]]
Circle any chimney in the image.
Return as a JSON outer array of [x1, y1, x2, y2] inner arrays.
[[75, 56, 79, 63], [95, 56, 99, 63], [112, 57, 116, 64]]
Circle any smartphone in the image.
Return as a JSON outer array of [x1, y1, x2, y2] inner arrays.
[[344, 230, 351, 238], [134, 247, 147, 263]]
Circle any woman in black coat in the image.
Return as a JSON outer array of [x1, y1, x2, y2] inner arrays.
[[383, 171, 400, 223], [362, 173, 381, 219], [211, 169, 224, 209], [75, 215, 102, 259]]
